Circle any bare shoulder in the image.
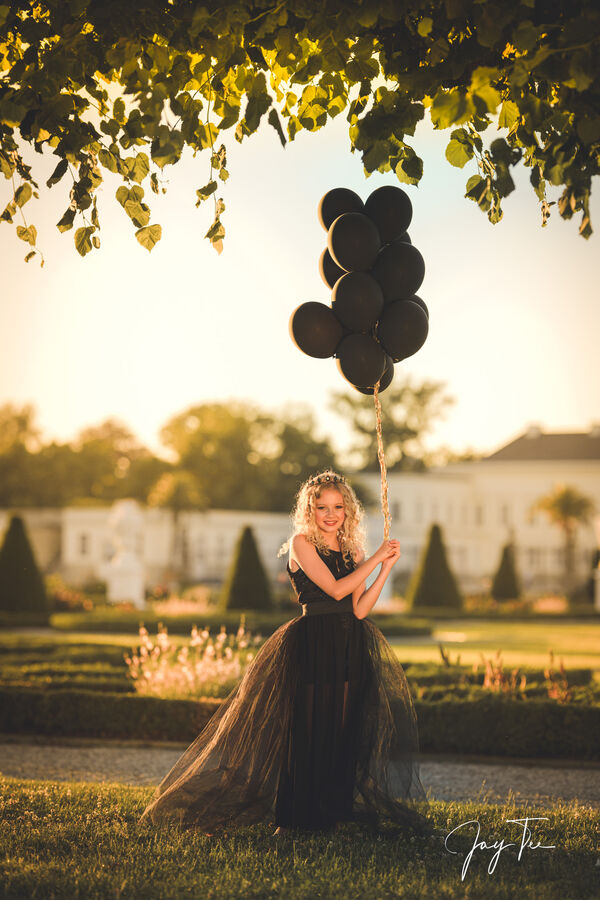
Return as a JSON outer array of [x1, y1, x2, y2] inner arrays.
[[291, 533, 314, 555]]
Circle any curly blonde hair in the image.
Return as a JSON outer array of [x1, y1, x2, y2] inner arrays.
[[278, 469, 366, 566]]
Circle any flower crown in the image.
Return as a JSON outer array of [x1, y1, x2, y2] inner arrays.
[[307, 473, 346, 488]]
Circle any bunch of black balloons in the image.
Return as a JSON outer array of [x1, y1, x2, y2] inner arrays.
[[289, 185, 429, 395]]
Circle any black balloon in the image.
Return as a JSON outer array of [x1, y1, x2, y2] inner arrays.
[[331, 272, 384, 332], [371, 240, 425, 302], [318, 247, 346, 289], [318, 187, 364, 231], [328, 212, 381, 273], [377, 299, 429, 362], [336, 333, 386, 388], [364, 185, 412, 244], [289, 302, 345, 359], [407, 294, 429, 319], [398, 232, 412, 244], [355, 353, 395, 395]]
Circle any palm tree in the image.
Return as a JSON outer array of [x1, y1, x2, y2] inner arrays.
[[531, 484, 596, 597]]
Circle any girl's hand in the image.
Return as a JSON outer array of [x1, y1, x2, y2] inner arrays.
[[375, 539, 401, 562], [381, 545, 402, 570]]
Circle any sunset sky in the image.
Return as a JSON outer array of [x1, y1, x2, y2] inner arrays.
[[1, 111, 598, 461]]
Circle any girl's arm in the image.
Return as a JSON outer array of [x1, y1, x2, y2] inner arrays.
[[352, 547, 401, 619], [290, 533, 399, 602]]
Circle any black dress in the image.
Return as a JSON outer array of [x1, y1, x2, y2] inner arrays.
[[139, 547, 430, 834]]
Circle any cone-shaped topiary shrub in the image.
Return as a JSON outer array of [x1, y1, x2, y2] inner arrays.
[[491, 542, 522, 601], [0, 514, 50, 621], [219, 525, 273, 611], [405, 522, 463, 611]]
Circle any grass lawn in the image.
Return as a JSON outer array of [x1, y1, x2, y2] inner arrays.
[[389, 620, 600, 673], [0, 777, 597, 899]]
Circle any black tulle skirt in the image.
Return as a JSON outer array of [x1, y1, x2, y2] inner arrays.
[[138, 609, 431, 835]]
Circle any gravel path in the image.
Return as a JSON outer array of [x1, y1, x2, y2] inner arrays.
[[0, 735, 598, 809]]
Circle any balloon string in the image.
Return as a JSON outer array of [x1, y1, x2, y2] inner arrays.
[[373, 379, 391, 540]]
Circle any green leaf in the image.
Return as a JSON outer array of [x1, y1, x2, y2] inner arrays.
[[14, 183, 32, 208], [74, 226, 94, 256], [56, 208, 76, 232], [129, 153, 149, 184], [395, 152, 423, 185], [196, 181, 217, 205], [16, 225, 36, 246], [205, 219, 225, 241], [46, 159, 68, 188], [577, 116, 600, 145], [418, 17, 433, 37], [1, 201, 16, 223], [430, 88, 474, 129], [0, 150, 14, 179], [530, 165, 545, 201], [113, 98, 126, 123], [98, 148, 119, 173], [498, 100, 520, 130], [268, 108, 286, 147], [445, 139, 473, 167], [135, 224, 162, 251], [512, 21, 539, 53]]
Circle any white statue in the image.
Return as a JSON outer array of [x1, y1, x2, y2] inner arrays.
[[106, 499, 146, 609]]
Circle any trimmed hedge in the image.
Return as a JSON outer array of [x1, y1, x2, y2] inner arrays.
[[40, 610, 433, 638], [402, 663, 594, 687], [0, 687, 598, 760], [0, 687, 221, 742], [417, 696, 600, 760]]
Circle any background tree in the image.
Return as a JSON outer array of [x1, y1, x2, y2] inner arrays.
[[330, 376, 455, 471], [490, 540, 522, 601], [1, 0, 598, 264], [147, 469, 206, 588], [0, 403, 40, 452], [0, 514, 50, 621], [160, 401, 339, 511], [405, 522, 463, 611], [0, 406, 168, 507], [219, 525, 273, 611], [531, 484, 596, 598]]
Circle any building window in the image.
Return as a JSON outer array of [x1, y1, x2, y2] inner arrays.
[[431, 502, 438, 520], [461, 505, 468, 525], [415, 500, 423, 523], [474, 505, 484, 526], [528, 547, 546, 569], [553, 548, 564, 566], [391, 502, 401, 522], [446, 503, 453, 524], [79, 533, 89, 556], [500, 504, 510, 525]]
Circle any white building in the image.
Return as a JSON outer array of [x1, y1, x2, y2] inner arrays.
[[1, 424, 598, 596], [359, 423, 600, 593]]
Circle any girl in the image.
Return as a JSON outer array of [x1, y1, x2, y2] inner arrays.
[[139, 470, 430, 836]]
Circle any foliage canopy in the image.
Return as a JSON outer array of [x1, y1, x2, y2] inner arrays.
[[1, 0, 598, 262]]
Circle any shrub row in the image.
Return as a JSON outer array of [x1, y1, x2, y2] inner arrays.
[[0, 687, 598, 760], [402, 663, 594, 687], [40, 610, 433, 637]]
